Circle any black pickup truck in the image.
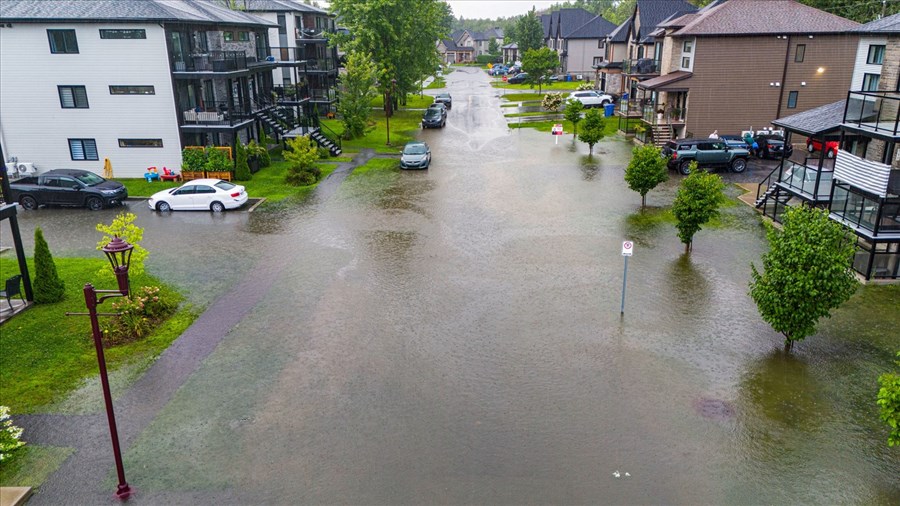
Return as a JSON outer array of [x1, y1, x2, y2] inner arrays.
[[10, 169, 127, 210]]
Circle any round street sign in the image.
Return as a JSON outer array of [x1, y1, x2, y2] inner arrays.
[[622, 240, 634, 256]]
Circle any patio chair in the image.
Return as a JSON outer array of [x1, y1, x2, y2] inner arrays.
[[160, 167, 180, 182], [1, 274, 25, 311]]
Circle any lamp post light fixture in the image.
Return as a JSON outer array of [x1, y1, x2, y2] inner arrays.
[[67, 235, 135, 500]]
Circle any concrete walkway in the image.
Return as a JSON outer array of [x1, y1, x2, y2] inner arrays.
[[16, 149, 377, 505]]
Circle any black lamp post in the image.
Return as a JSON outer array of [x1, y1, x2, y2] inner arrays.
[[68, 235, 134, 500], [386, 78, 397, 146]]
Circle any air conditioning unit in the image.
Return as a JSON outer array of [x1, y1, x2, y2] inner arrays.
[[14, 162, 36, 175]]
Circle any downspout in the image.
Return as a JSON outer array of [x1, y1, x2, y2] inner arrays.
[[775, 35, 791, 119]]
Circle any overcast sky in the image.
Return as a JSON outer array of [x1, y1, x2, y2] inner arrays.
[[446, 0, 559, 20]]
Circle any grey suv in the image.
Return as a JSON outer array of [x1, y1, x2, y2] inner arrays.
[[663, 138, 750, 175]]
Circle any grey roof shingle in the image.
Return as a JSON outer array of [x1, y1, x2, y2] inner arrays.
[[855, 12, 900, 33], [567, 14, 617, 39], [674, 0, 859, 36], [771, 100, 845, 137], [635, 0, 697, 41], [550, 8, 596, 39], [608, 17, 630, 42], [0, 0, 276, 26], [541, 13, 551, 39]]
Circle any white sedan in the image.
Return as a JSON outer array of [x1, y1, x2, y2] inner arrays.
[[567, 91, 614, 108], [149, 179, 248, 212]]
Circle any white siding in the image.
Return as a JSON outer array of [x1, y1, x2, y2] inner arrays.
[[567, 39, 604, 78], [851, 36, 887, 91], [0, 23, 181, 178]]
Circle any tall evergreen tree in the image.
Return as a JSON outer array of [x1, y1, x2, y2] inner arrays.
[[33, 227, 65, 304], [515, 8, 544, 53]]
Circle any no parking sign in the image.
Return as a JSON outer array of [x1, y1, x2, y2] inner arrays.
[[621, 241, 634, 256]]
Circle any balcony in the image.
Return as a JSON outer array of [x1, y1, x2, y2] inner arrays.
[[180, 101, 257, 129], [642, 105, 685, 126], [172, 50, 276, 74], [617, 99, 643, 117], [777, 159, 834, 201], [622, 58, 660, 75], [294, 27, 333, 42], [843, 91, 900, 138], [309, 88, 336, 102], [834, 149, 898, 198], [272, 84, 311, 102]]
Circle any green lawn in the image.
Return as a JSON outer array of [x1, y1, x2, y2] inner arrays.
[[321, 110, 422, 154], [370, 93, 434, 109], [508, 116, 619, 137], [493, 81, 585, 91], [348, 157, 400, 177], [425, 77, 446, 90], [0, 257, 196, 414], [115, 161, 337, 203], [500, 92, 554, 102], [504, 111, 562, 118]]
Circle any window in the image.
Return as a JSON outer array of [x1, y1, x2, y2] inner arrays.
[[598, 39, 604, 49], [68, 139, 98, 161], [223, 31, 234, 41], [277, 14, 286, 35], [593, 56, 604, 67], [58, 85, 88, 108], [787, 90, 798, 108], [682, 40, 693, 53], [118, 139, 163, 148], [48, 29, 78, 53], [681, 57, 691, 68], [862, 73, 880, 91], [680, 38, 695, 71], [238, 31, 249, 41], [795, 44, 805, 62], [99, 29, 146, 39], [109, 85, 155, 95], [867, 44, 885, 65]]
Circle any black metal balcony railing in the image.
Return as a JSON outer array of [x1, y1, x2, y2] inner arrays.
[[272, 84, 311, 101], [844, 91, 900, 137], [309, 88, 336, 102], [180, 100, 256, 127], [294, 27, 333, 40], [642, 105, 685, 125], [623, 58, 660, 75], [779, 160, 834, 200], [175, 51, 249, 72], [304, 58, 337, 72]]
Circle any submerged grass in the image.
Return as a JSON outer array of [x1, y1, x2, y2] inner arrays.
[[322, 110, 421, 154], [0, 257, 196, 413], [0, 445, 74, 489]]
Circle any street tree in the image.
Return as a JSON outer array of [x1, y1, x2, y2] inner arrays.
[[521, 47, 559, 93], [624, 144, 668, 209], [330, 0, 449, 116], [749, 205, 858, 351], [671, 162, 725, 253], [578, 108, 606, 155], [563, 98, 584, 137], [878, 351, 900, 447], [488, 39, 500, 56], [514, 8, 544, 52], [337, 50, 379, 139]]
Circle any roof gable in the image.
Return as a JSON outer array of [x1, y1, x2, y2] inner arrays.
[[635, 0, 697, 41], [567, 14, 617, 39], [674, 0, 859, 36], [855, 12, 900, 34]]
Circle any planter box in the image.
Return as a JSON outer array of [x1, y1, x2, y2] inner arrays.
[[206, 171, 233, 181], [181, 170, 205, 181]]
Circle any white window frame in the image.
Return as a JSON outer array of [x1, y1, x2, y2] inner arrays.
[[680, 38, 695, 71]]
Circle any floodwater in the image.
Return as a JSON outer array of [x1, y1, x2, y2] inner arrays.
[[5, 67, 899, 504]]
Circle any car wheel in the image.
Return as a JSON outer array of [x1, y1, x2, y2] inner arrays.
[[679, 160, 693, 175], [807, 143, 814, 153], [210, 201, 225, 213], [826, 149, 835, 159], [86, 197, 103, 211], [731, 158, 747, 173], [19, 195, 38, 210], [156, 201, 171, 212]]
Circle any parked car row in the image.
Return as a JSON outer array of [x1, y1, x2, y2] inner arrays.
[[9, 169, 128, 210], [422, 93, 452, 129], [717, 132, 793, 160]]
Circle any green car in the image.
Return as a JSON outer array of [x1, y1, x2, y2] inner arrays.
[[663, 138, 750, 175]]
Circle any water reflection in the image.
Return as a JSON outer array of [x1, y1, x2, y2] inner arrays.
[[579, 155, 599, 181]]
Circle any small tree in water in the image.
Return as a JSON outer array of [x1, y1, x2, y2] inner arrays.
[[672, 162, 725, 252], [624, 144, 668, 209], [578, 108, 606, 155], [878, 351, 900, 447], [749, 205, 858, 351], [563, 99, 584, 137]]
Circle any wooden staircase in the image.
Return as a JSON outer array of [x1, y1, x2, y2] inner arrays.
[[651, 124, 672, 147]]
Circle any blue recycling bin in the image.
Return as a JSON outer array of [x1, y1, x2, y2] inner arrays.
[[604, 103, 615, 117], [566, 74, 572, 82]]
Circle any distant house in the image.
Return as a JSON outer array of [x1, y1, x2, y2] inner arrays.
[[501, 42, 518, 64], [563, 14, 617, 78], [595, 18, 630, 95], [454, 28, 503, 57], [620, 0, 859, 148], [437, 38, 474, 64]]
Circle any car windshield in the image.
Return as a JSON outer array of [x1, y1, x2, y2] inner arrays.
[[74, 172, 106, 186], [437, 94, 449, 99], [425, 110, 441, 118], [215, 181, 236, 191], [404, 144, 427, 155]]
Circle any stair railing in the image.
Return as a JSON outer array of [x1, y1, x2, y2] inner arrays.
[[755, 162, 782, 206], [317, 120, 342, 152]]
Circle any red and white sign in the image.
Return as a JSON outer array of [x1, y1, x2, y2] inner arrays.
[[551, 124, 564, 136], [621, 241, 634, 256]]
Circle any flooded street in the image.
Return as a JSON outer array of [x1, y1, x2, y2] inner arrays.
[[7, 67, 899, 504]]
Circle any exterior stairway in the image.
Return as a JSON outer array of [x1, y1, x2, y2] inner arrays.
[[651, 124, 672, 147], [310, 129, 341, 156]]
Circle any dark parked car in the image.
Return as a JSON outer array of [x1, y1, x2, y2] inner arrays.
[[507, 72, 528, 84], [752, 133, 793, 159], [427, 103, 448, 119], [422, 107, 445, 128], [434, 93, 452, 110], [9, 169, 127, 210], [662, 138, 750, 175]]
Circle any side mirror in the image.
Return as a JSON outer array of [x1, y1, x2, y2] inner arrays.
[[72, 184, 81, 190]]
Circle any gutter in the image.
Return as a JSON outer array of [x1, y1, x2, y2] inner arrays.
[[775, 34, 790, 119]]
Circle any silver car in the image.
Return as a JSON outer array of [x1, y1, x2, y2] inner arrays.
[[400, 141, 431, 170]]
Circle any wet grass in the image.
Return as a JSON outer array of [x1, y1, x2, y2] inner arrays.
[[492, 81, 585, 91], [369, 94, 434, 109], [321, 110, 421, 154], [0, 445, 74, 489], [509, 118, 619, 139], [349, 157, 400, 177], [500, 92, 550, 102], [425, 77, 446, 89], [0, 257, 196, 414], [503, 111, 561, 118]]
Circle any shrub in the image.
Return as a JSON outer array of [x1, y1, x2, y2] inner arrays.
[[181, 147, 206, 172], [33, 227, 65, 304], [542, 92, 564, 112], [317, 146, 331, 159], [476, 54, 495, 64], [101, 286, 178, 346], [205, 146, 232, 173], [576, 82, 593, 91], [234, 141, 252, 181], [285, 168, 319, 186], [0, 406, 25, 462], [247, 140, 271, 168], [284, 136, 320, 186]]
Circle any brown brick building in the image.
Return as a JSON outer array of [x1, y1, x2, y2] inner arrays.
[[625, 0, 860, 145]]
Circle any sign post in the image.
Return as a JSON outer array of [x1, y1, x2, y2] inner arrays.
[[552, 123, 563, 144], [620, 240, 633, 314]]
